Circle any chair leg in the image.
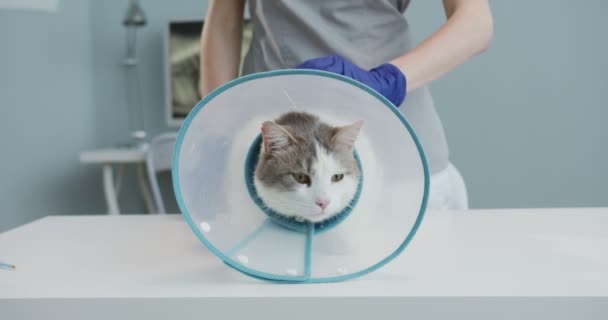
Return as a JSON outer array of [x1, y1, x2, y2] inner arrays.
[[102, 164, 120, 215], [136, 163, 156, 213]]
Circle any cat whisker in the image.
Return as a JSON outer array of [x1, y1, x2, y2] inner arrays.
[[282, 89, 298, 110]]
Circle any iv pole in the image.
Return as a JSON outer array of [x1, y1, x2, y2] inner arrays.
[[123, 0, 147, 146]]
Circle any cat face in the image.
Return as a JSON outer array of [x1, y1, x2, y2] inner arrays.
[[254, 112, 362, 222]]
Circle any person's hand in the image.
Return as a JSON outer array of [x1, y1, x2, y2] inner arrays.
[[296, 54, 407, 106]]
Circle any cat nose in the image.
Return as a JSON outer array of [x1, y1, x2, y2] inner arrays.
[[315, 199, 330, 209]]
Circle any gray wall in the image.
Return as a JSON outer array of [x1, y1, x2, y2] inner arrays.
[[407, 0, 608, 208], [0, 0, 606, 231], [0, 0, 207, 231], [0, 0, 103, 232]]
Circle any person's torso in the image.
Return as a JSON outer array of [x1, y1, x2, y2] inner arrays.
[[244, 0, 412, 71], [243, 0, 449, 173]]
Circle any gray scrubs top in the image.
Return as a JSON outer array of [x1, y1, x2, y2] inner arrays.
[[243, 0, 449, 174]]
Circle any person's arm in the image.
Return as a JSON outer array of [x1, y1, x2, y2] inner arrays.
[[297, 0, 493, 106], [390, 0, 494, 92], [199, 0, 245, 96]]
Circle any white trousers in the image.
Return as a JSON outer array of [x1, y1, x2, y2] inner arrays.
[[427, 163, 469, 211]]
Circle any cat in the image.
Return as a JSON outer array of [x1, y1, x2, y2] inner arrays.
[[254, 111, 363, 223], [221, 109, 384, 259]]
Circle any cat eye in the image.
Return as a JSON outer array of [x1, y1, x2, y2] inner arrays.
[[331, 174, 344, 182], [292, 173, 311, 186]]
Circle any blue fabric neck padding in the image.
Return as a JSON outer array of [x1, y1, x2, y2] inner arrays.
[[244, 134, 363, 233]]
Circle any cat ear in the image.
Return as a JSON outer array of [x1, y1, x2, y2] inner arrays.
[[332, 120, 363, 150], [261, 121, 296, 153]]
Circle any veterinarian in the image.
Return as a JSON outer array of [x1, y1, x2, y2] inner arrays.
[[199, 0, 493, 211]]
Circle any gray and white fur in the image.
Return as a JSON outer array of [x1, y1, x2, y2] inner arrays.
[[254, 112, 363, 222]]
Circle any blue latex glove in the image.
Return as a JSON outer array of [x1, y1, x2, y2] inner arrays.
[[296, 54, 407, 106]]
